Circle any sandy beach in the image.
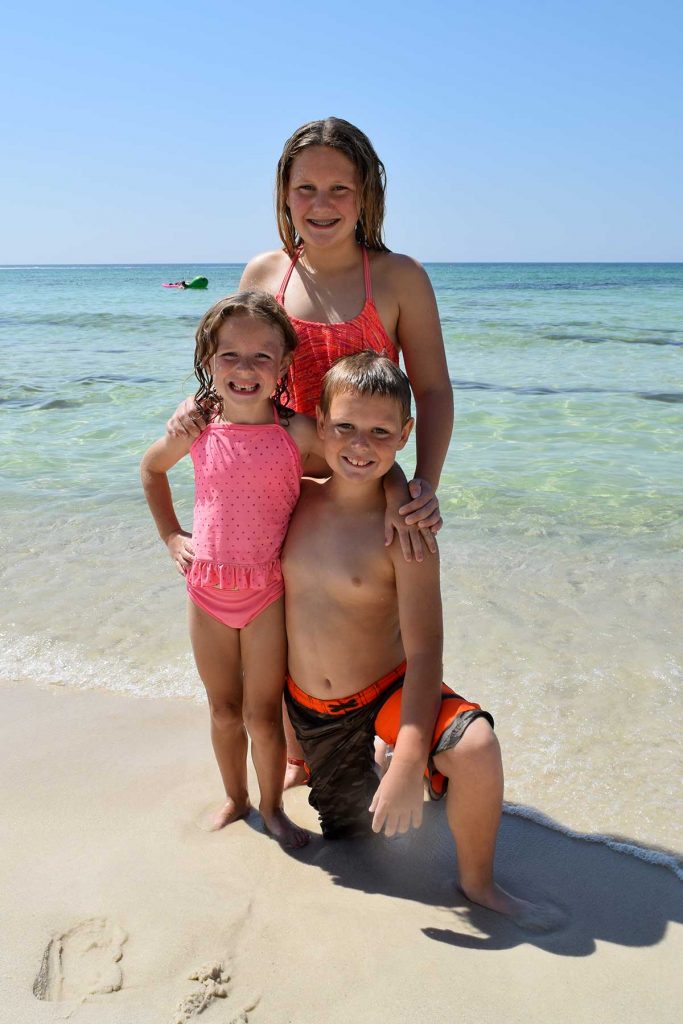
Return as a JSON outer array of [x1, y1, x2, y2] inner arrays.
[[2, 677, 681, 1024]]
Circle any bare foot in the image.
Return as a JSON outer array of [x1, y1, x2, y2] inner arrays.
[[261, 805, 310, 849], [458, 882, 566, 933], [284, 758, 308, 790], [197, 798, 251, 833]]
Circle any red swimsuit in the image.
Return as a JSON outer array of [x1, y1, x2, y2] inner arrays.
[[275, 247, 399, 417]]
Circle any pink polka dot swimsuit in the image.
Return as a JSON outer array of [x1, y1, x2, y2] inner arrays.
[[186, 404, 301, 628]]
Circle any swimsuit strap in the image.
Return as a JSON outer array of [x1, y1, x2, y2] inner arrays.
[[361, 246, 373, 303], [275, 248, 301, 303], [276, 246, 372, 305], [213, 402, 280, 429]]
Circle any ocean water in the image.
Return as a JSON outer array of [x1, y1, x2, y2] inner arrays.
[[1, 262, 681, 859]]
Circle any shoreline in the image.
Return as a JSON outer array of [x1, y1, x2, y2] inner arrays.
[[4, 644, 681, 859], [2, 677, 682, 1023]]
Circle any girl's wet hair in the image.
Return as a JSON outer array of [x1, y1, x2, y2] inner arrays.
[[194, 291, 298, 420], [319, 350, 412, 425], [276, 117, 389, 256]]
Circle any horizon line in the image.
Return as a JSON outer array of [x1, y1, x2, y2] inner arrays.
[[2, 260, 682, 268]]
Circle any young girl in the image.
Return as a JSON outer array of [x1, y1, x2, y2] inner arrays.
[[141, 292, 326, 848], [168, 117, 453, 782]]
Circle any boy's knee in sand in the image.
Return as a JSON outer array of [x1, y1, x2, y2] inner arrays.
[[285, 665, 494, 839]]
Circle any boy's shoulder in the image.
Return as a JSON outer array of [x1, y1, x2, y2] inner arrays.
[[388, 535, 440, 600]]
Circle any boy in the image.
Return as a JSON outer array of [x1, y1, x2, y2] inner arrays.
[[282, 351, 555, 928]]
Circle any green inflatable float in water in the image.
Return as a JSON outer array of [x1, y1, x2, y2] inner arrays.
[[163, 276, 209, 290]]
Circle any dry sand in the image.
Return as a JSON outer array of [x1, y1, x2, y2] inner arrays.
[[2, 678, 681, 1024]]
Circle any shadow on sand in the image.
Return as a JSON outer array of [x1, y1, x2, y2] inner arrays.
[[280, 803, 683, 957]]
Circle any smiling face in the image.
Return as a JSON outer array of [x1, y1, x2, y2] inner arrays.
[[286, 146, 361, 250], [209, 313, 291, 419], [317, 391, 413, 483]]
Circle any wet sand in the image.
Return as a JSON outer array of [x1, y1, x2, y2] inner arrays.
[[2, 679, 681, 1024]]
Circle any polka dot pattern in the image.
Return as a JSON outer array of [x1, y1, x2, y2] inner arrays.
[[188, 418, 301, 591]]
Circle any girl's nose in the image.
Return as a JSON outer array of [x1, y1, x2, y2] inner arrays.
[[311, 191, 331, 212]]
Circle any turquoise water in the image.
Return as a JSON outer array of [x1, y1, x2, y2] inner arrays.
[[1, 263, 681, 852]]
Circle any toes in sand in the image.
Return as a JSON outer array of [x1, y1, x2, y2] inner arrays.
[[459, 883, 566, 933], [261, 806, 310, 849], [196, 799, 251, 833]]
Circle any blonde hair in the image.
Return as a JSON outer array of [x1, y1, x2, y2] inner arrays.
[[276, 117, 389, 256], [194, 291, 298, 419], [319, 351, 412, 425]]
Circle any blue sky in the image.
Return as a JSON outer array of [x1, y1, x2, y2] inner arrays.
[[2, 0, 681, 262]]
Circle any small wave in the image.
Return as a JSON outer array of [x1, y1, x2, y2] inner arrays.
[[451, 378, 683, 403], [452, 379, 611, 396], [452, 378, 612, 396], [36, 398, 83, 410], [0, 632, 200, 703], [0, 384, 45, 407], [571, 335, 683, 348], [638, 392, 683, 404], [0, 395, 83, 410], [503, 802, 683, 881], [74, 373, 162, 385], [0, 373, 163, 408], [0, 311, 199, 332]]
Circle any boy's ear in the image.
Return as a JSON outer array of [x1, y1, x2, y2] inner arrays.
[[396, 417, 414, 450], [315, 404, 325, 438]]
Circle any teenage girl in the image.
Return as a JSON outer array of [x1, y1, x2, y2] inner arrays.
[[168, 117, 454, 782], [141, 292, 327, 848]]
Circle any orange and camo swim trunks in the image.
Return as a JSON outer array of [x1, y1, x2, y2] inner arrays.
[[285, 662, 493, 839]]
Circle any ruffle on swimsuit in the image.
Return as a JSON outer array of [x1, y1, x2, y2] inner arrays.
[[186, 557, 282, 591]]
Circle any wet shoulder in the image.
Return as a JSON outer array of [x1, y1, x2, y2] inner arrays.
[[239, 250, 291, 292], [370, 250, 431, 297], [368, 253, 433, 336]]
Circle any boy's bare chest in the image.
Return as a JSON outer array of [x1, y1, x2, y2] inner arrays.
[[283, 504, 391, 597]]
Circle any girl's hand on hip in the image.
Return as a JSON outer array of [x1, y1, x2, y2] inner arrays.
[[166, 530, 195, 575]]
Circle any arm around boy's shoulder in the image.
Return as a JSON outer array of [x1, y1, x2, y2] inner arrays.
[[285, 412, 329, 477]]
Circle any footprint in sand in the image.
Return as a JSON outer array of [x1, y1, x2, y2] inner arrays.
[[33, 917, 127, 1002]]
